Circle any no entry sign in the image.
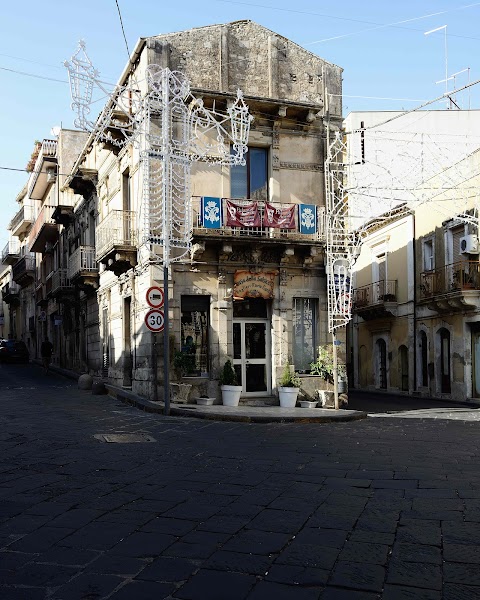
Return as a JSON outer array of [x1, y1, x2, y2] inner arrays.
[[145, 309, 165, 332]]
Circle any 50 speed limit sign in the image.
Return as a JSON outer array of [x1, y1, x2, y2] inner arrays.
[[145, 309, 165, 332]]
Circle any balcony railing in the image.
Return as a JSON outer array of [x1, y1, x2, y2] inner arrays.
[[1, 239, 20, 264], [9, 204, 34, 235], [12, 252, 35, 281], [96, 210, 136, 260], [46, 269, 72, 297], [1, 282, 20, 302], [191, 198, 327, 241], [68, 246, 98, 280], [27, 205, 57, 252], [420, 261, 480, 298], [27, 139, 57, 199], [354, 280, 397, 308]]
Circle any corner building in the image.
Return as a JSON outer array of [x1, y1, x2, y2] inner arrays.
[[68, 21, 343, 401]]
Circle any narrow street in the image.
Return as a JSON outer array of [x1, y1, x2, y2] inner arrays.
[[2, 363, 480, 599]]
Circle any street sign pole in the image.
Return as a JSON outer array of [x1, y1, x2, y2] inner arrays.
[[163, 265, 170, 416], [152, 332, 158, 403]]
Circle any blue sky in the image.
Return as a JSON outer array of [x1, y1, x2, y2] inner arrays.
[[1, 0, 480, 246]]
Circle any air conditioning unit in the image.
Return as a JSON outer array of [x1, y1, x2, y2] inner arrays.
[[460, 235, 480, 254]]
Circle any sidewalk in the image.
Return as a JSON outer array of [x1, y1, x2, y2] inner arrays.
[[38, 361, 367, 423]]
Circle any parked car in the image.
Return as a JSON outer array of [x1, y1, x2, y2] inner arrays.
[[0, 340, 30, 363]]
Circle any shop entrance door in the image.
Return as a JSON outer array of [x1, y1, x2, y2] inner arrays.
[[233, 320, 271, 396]]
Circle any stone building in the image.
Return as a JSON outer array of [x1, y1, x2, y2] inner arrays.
[[5, 21, 344, 402]]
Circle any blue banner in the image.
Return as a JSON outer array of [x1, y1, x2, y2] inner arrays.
[[201, 197, 222, 229], [298, 204, 317, 234]]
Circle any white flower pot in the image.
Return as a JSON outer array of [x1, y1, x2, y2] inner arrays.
[[196, 397, 215, 406], [221, 385, 242, 406], [299, 400, 317, 408], [278, 387, 299, 408]]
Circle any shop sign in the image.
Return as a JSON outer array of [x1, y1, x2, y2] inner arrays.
[[233, 271, 276, 299]]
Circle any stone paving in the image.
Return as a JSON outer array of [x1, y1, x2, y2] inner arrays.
[[2, 363, 480, 598]]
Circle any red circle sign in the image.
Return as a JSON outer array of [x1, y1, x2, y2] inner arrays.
[[145, 309, 165, 332], [146, 286, 164, 308]]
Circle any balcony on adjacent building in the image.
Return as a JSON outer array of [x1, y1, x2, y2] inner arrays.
[[353, 280, 398, 320], [1, 282, 20, 306], [191, 198, 327, 243], [12, 254, 36, 287], [68, 246, 99, 290], [46, 269, 73, 299], [96, 210, 137, 275], [420, 261, 480, 311], [9, 204, 34, 237], [27, 205, 59, 253], [1, 239, 20, 265], [27, 139, 57, 200]]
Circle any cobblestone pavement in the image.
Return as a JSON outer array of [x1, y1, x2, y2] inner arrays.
[[2, 364, 480, 599]]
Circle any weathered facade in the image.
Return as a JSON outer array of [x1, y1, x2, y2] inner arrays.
[[4, 21, 344, 404]]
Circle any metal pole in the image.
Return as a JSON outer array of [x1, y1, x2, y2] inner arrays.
[[163, 264, 170, 416], [332, 331, 339, 410], [152, 331, 158, 403]]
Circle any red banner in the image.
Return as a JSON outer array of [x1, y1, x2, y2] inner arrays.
[[225, 200, 261, 227], [263, 202, 296, 229]]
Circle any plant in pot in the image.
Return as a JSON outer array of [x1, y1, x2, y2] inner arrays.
[[310, 345, 335, 407], [278, 364, 301, 408], [219, 360, 242, 407]]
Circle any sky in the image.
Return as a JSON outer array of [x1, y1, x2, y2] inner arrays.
[[1, 0, 480, 247]]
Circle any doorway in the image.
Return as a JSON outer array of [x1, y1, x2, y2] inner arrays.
[[439, 328, 451, 394], [376, 338, 387, 389], [232, 298, 271, 396]]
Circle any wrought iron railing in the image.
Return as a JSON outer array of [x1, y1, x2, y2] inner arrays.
[[191, 198, 327, 241], [27, 205, 57, 251], [46, 269, 71, 296], [68, 246, 98, 280], [96, 210, 136, 260], [12, 254, 36, 280], [9, 204, 34, 233], [1, 239, 20, 262], [1, 282, 20, 300], [420, 261, 480, 298], [353, 280, 397, 308]]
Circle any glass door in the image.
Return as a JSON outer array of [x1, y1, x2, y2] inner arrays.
[[233, 320, 271, 395]]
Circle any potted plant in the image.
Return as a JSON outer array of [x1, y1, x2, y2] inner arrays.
[[299, 398, 318, 409], [310, 345, 335, 407], [196, 394, 215, 406], [219, 360, 242, 406], [278, 364, 301, 408]]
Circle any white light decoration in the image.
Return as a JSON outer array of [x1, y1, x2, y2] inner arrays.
[[65, 41, 252, 415]]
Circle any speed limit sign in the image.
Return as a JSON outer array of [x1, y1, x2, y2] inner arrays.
[[145, 309, 165, 332]]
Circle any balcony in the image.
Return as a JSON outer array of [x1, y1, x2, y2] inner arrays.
[[52, 193, 78, 226], [96, 210, 137, 275], [191, 198, 326, 243], [12, 254, 36, 287], [420, 261, 480, 312], [353, 280, 398, 321], [1, 239, 20, 265], [27, 205, 59, 253], [46, 269, 73, 300], [68, 246, 99, 290], [9, 204, 34, 237], [27, 139, 57, 200], [1, 282, 20, 306]]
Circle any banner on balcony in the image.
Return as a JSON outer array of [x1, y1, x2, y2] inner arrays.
[[263, 203, 295, 229], [225, 200, 261, 228], [298, 204, 317, 234], [201, 197, 222, 229], [234, 270, 276, 299]]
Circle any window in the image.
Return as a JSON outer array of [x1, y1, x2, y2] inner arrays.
[[423, 239, 434, 271], [180, 296, 210, 375], [293, 298, 317, 372], [230, 147, 268, 200]]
